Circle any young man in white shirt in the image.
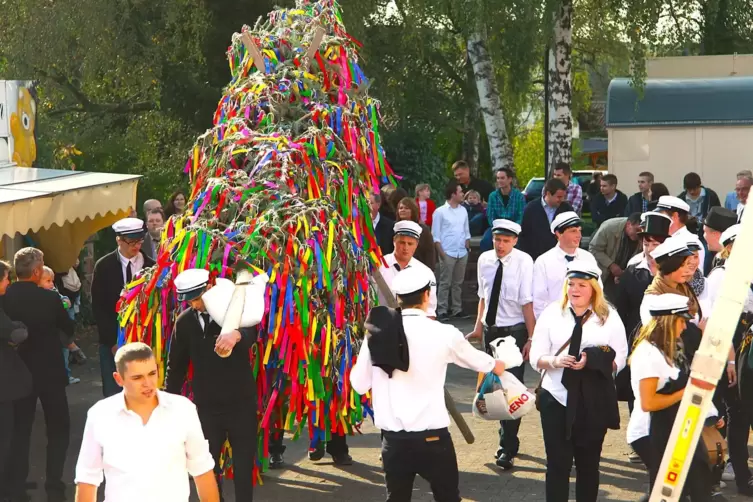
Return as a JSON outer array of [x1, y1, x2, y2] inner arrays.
[[377, 220, 438, 317], [467, 219, 535, 470], [351, 266, 505, 502], [75, 343, 219, 502], [533, 212, 597, 319], [432, 180, 471, 321]]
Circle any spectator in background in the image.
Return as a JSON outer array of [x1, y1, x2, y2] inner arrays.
[[369, 192, 394, 256], [588, 213, 642, 302], [592, 174, 628, 226], [415, 184, 436, 226], [725, 170, 753, 210], [678, 172, 721, 225], [519, 178, 574, 261], [396, 197, 437, 270], [463, 190, 487, 236], [587, 172, 603, 203], [625, 171, 654, 216], [143, 208, 166, 261], [542, 163, 583, 215], [702, 207, 738, 275], [165, 190, 187, 219], [143, 199, 162, 217], [387, 187, 409, 222], [482, 167, 526, 252], [735, 174, 752, 221], [41, 266, 82, 385], [380, 185, 396, 220], [648, 182, 670, 209], [452, 160, 494, 202], [432, 180, 471, 321]]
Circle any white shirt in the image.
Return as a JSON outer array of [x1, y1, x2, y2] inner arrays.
[[432, 203, 470, 259], [373, 212, 381, 229], [627, 251, 645, 267], [672, 226, 705, 274], [350, 309, 495, 432], [627, 340, 717, 443], [532, 245, 598, 319], [378, 254, 437, 316], [118, 251, 145, 284], [699, 264, 753, 315], [477, 248, 534, 327], [75, 391, 215, 502], [529, 302, 627, 406]]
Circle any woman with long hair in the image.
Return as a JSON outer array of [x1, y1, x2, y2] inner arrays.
[[395, 197, 436, 270], [164, 190, 187, 219], [529, 260, 627, 502], [630, 292, 717, 501]]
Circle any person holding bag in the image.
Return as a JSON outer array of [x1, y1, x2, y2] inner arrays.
[[529, 260, 627, 502]]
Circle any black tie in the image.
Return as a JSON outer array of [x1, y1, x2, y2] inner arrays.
[[394, 263, 401, 272], [562, 308, 589, 390], [201, 313, 211, 333], [485, 260, 503, 328], [565, 255, 575, 262], [126, 262, 133, 283]]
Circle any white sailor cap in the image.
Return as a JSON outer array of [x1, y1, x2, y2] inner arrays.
[[174, 268, 210, 301], [646, 293, 693, 319], [391, 266, 433, 296], [491, 219, 521, 237], [649, 237, 693, 261], [565, 260, 601, 281], [721, 223, 740, 247], [112, 217, 146, 239], [393, 220, 422, 240], [655, 195, 690, 214], [550, 211, 582, 234], [683, 236, 702, 252]]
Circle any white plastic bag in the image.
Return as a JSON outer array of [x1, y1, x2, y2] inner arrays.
[[488, 336, 524, 369], [472, 372, 536, 421]]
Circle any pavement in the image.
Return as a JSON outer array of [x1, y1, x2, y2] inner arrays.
[[24, 318, 753, 501]]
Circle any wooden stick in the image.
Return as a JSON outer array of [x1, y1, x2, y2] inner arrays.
[[305, 26, 326, 62], [241, 32, 267, 74]]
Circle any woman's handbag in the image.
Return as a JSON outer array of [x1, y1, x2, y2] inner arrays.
[[701, 425, 727, 467]]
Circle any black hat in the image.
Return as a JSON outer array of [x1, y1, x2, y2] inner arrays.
[[704, 207, 738, 233], [639, 212, 671, 239]]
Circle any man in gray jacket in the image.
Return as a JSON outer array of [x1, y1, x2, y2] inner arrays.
[[588, 212, 642, 301]]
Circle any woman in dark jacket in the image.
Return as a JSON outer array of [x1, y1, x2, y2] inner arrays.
[[395, 197, 436, 270]]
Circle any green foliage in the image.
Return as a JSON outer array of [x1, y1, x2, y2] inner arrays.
[[512, 121, 545, 187]]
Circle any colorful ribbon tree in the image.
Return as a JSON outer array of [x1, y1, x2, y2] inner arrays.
[[116, 0, 397, 483]]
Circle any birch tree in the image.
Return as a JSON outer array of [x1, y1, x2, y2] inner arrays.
[[547, 0, 574, 171]]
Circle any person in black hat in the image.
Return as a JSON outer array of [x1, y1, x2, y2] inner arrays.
[[91, 217, 155, 397], [702, 206, 738, 275], [165, 268, 258, 502]]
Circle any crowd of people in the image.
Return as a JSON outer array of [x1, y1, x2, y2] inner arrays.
[[1, 162, 753, 502]]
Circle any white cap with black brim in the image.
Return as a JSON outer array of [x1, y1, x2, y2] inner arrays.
[[550, 211, 582, 235], [649, 237, 693, 262], [721, 223, 740, 247], [565, 260, 601, 281], [393, 220, 422, 240], [646, 293, 693, 319], [391, 266, 433, 297], [491, 219, 521, 237], [174, 268, 210, 302]]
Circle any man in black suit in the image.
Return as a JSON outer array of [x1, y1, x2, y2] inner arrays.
[[2, 247, 74, 502], [165, 268, 257, 501], [370, 192, 394, 256], [519, 178, 573, 261], [91, 217, 155, 397]]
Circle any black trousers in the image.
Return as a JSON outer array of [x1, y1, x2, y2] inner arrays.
[[483, 324, 527, 457], [539, 390, 605, 502], [0, 401, 12, 496], [726, 382, 753, 489], [269, 428, 349, 457], [3, 388, 70, 497], [198, 403, 257, 502], [631, 436, 658, 496], [381, 428, 460, 502]]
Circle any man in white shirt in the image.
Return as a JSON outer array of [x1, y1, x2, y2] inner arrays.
[[377, 220, 438, 317], [467, 219, 535, 470], [75, 343, 219, 502], [351, 266, 504, 502], [432, 180, 472, 321], [654, 195, 706, 269], [533, 212, 597, 318]]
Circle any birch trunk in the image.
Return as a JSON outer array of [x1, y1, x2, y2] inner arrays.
[[467, 31, 514, 173], [547, 0, 574, 170]]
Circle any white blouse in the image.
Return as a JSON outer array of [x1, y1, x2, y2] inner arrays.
[[529, 302, 628, 406]]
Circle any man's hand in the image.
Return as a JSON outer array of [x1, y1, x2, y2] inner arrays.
[[522, 339, 532, 361], [466, 327, 482, 340], [215, 329, 242, 357], [728, 362, 737, 387], [571, 352, 587, 371], [609, 264, 623, 278], [492, 359, 506, 376], [716, 417, 726, 429]]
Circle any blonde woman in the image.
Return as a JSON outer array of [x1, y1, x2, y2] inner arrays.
[[629, 293, 718, 501], [529, 260, 627, 502]]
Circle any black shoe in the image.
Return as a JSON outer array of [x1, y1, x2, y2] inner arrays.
[[452, 311, 471, 320], [437, 314, 450, 322], [308, 443, 325, 461], [269, 452, 285, 469], [495, 453, 515, 470], [332, 453, 353, 466]]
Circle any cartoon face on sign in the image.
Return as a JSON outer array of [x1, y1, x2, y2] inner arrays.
[[10, 86, 36, 167]]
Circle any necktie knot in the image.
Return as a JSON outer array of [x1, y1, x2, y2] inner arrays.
[[565, 255, 575, 262], [394, 263, 401, 271]]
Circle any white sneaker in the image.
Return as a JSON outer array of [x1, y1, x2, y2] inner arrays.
[[719, 480, 727, 489], [722, 462, 735, 481], [68, 376, 81, 385]]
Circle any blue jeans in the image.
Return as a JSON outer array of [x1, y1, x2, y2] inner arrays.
[[480, 227, 494, 252], [99, 344, 121, 397], [62, 348, 71, 379], [469, 213, 488, 237]]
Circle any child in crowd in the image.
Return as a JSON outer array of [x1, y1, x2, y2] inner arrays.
[[41, 266, 85, 384], [463, 189, 487, 236], [415, 183, 436, 226]]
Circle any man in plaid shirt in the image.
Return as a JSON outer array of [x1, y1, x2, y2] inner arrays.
[[486, 168, 526, 225], [541, 163, 583, 215]]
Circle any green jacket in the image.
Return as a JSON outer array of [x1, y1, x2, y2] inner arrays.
[[588, 217, 640, 278]]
